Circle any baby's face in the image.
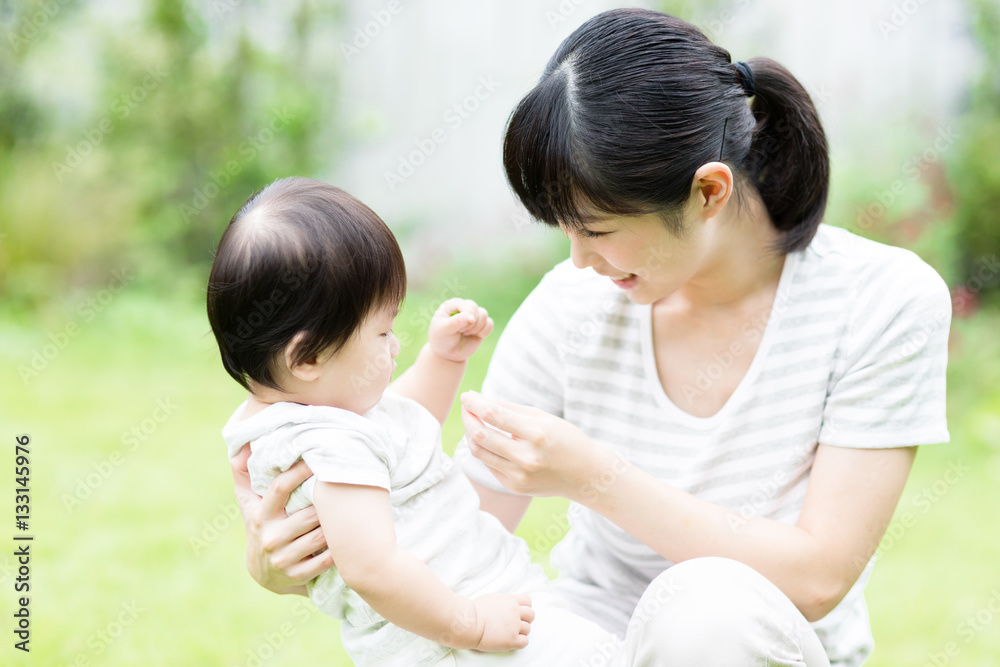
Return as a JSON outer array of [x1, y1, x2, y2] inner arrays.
[[312, 304, 400, 415]]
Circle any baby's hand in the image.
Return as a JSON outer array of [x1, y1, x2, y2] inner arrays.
[[428, 298, 494, 363], [471, 593, 534, 652]]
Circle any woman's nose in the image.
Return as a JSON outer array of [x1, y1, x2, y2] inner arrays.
[[569, 235, 597, 269]]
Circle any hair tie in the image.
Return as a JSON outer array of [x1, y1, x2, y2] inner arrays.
[[733, 61, 755, 97]]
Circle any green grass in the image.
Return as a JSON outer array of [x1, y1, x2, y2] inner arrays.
[[0, 262, 997, 666]]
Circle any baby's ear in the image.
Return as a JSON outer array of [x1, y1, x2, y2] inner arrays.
[[284, 332, 323, 382]]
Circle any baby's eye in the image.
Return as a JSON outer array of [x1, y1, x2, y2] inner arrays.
[[382, 329, 394, 337], [579, 228, 610, 239]]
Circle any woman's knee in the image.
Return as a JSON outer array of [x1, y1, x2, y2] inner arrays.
[[631, 558, 768, 635], [625, 558, 825, 665]]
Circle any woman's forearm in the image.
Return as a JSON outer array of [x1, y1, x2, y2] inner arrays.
[[469, 478, 532, 533], [573, 444, 914, 622], [575, 456, 825, 616], [460, 393, 915, 622]]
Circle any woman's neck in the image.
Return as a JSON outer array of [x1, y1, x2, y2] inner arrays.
[[673, 197, 788, 313]]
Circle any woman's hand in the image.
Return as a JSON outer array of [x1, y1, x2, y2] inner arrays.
[[231, 444, 335, 595], [459, 391, 622, 500]]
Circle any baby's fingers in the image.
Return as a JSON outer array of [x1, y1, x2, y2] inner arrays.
[[465, 307, 493, 338]]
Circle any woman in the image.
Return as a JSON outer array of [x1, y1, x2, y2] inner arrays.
[[231, 9, 950, 665]]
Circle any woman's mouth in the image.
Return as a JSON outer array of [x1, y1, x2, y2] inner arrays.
[[611, 273, 638, 289]]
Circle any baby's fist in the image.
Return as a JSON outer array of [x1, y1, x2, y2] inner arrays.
[[472, 593, 533, 652], [428, 298, 494, 362]]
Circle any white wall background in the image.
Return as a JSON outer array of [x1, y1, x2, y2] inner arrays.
[[321, 0, 979, 273]]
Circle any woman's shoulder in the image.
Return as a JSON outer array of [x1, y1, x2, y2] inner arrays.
[[801, 224, 950, 305]]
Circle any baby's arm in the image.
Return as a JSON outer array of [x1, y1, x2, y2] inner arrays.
[[313, 481, 532, 651], [391, 298, 493, 424]]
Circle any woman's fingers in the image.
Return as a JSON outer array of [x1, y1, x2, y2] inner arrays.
[[284, 545, 336, 584], [230, 444, 261, 516], [460, 391, 534, 440], [460, 405, 516, 462], [260, 459, 314, 520], [261, 503, 321, 553], [267, 511, 331, 571]]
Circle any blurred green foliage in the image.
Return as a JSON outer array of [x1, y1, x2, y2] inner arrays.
[[949, 0, 1000, 297], [1, 1, 999, 665], [1, 281, 998, 665], [0, 0, 342, 306]]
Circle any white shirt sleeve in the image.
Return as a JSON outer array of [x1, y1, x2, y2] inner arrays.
[[456, 267, 569, 493], [818, 251, 951, 448], [298, 426, 393, 494]]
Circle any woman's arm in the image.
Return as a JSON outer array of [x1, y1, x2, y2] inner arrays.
[[313, 481, 533, 651], [460, 393, 916, 622], [391, 298, 493, 424], [468, 478, 533, 533], [231, 444, 333, 595]]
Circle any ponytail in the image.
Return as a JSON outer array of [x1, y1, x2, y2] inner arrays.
[[502, 9, 830, 254], [743, 57, 829, 253]]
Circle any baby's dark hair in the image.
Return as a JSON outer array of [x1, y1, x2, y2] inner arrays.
[[206, 177, 406, 391]]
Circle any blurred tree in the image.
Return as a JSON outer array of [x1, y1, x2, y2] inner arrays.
[[0, 0, 343, 307], [950, 0, 1000, 298]]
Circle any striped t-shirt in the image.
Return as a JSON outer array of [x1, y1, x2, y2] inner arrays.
[[456, 223, 951, 666]]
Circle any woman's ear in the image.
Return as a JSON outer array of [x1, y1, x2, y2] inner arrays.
[[283, 332, 323, 382], [691, 161, 734, 220]]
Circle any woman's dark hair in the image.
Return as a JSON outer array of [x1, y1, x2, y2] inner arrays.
[[503, 8, 829, 253], [206, 177, 406, 391]]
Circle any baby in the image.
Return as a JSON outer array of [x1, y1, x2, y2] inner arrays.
[[208, 178, 618, 667]]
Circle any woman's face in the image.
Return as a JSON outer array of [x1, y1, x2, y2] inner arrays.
[[562, 210, 713, 305]]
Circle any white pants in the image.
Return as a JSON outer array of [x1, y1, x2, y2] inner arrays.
[[435, 557, 831, 666]]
